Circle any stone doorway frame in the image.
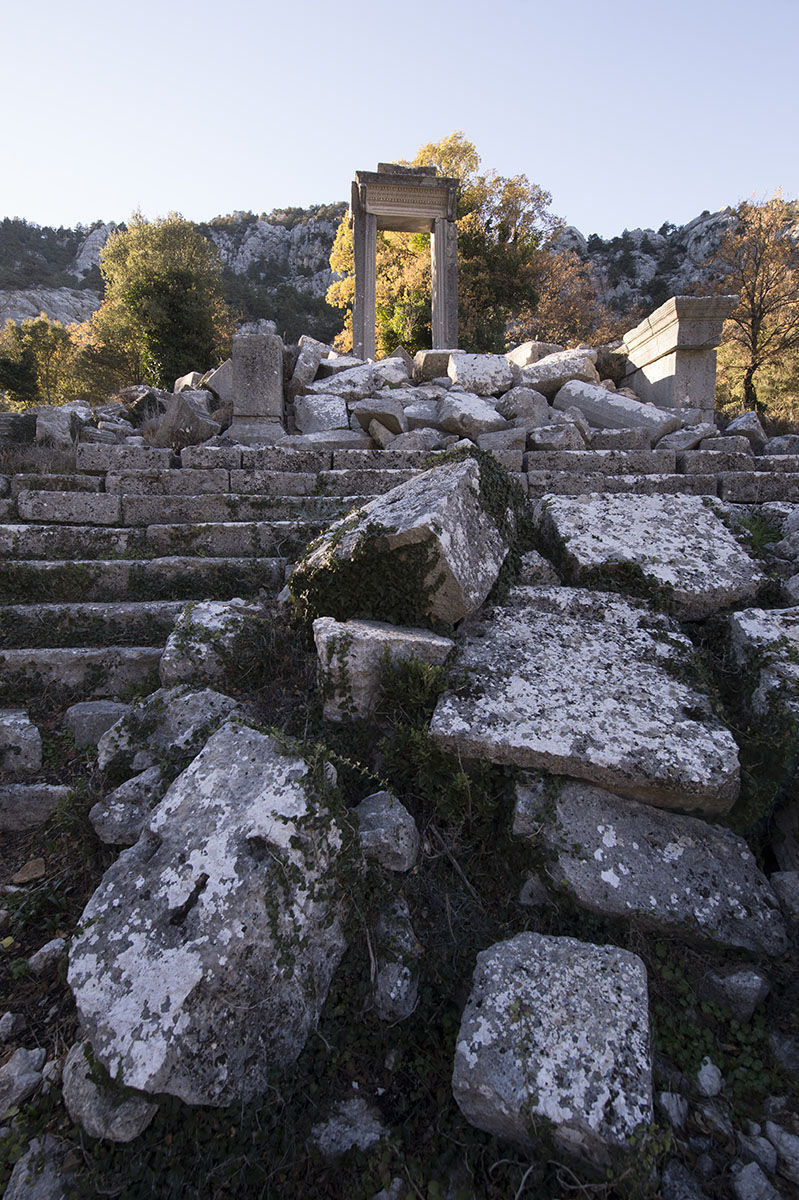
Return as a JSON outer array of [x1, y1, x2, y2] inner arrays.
[[351, 164, 459, 360]]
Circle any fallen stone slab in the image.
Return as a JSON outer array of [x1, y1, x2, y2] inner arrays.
[[159, 599, 265, 689], [554, 380, 681, 442], [430, 586, 740, 813], [16, 491, 122, 526], [76, 444, 172, 473], [0, 709, 42, 773], [291, 458, 513, 627], [437, 392, 508, 438], [351, 396, 408, 435], [540, 781, 787, 955], [313, 617, 453, 720], [0, 784, 70, 831], [452, 932, 651, 1164], [89, 766, 166, 845], [727, 606, 799, 720], [535, 493, 765, 619], [514, 349, 600, 397], [303, 364, 375, 402], [495, 386, 550, 424], [505, 340, 563, 368], [63, 700, 129, 748], [96, 686, 244, 773], [447, 353, 513, 396], [69, 724, 351, 1105], [2, 1134, 74, 1200], [275, 429, 374, 451], [293, 394, 349, 434]]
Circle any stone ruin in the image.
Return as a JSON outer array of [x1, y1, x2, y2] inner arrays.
[[3, 286, 799, 1199]]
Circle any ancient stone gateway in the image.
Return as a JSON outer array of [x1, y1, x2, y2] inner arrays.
[[351, 164, 459, 360]]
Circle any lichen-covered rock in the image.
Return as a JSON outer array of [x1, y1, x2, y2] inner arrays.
[[373, 896, 420, 1021], [96, 686, 243, 773], [293, 394, 349, 434], [354, 791, 420, 872], [430, 586, 740, 813], [515, 348, 600, 397], [553, 379, 680, 440], [725, 411, 768, 452], [69, 723, 352, 1105], [536, 493, 765, 619], [313, 617, 453, 721], [0, 1047, 46, 1118], [3, 1134, 74, 1200], [351, 396, 408, 435], [452, 932, 652, 1164], [0, 709, 42, 773], [159, 599, 265, 689], [495, 386, 550, 424], [89, 766, 166, 845], [149, 392, 220, 448], [727, 606, 799, 719], [542, 782, 787, 955], [447, 354, 513, 396], [309, 1097, 387, 1158], [291, 458, 513, 627], [62, 1040, 158, 1143], [437, 393, 507, 438]]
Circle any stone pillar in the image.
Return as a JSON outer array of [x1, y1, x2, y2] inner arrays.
[[622, 295, 738, 422], [353, 208, 377, 361], [431, 217, 458, 349], [228, 329, 285, 445]]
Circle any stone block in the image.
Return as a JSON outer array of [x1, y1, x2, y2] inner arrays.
[[405, 400, 441, 430], [9, 473, 101, 498], [229, 470, 316, 496], [525, 472, 717, 497], [180, 445, 242, 469], [0, 709, 42, 773], [76, 444, 172, 472], [656, 423, 719, 451], [241, 446, 332, 472], [354, 791, 420, 872], [536, 492, 764, 618], [148, 392, 221, 448], [105, 469, 230, 495], [543, 781, 786, 954], [453, 933, 651, 1162], [316, 469, 418, 496], [63, 701, 130, 748], [313, 617, 453, 720], [554, 381, 681, 441], [413, 348, 461, 382], [16, 491, 122, 526], [0, 783, 69, 830], [276, 430, 374, 451], [515, 349, 600, 397], [495, 386, 550, 424], [351, 397, 408, 435], [588, 428, 651, 450], [447, 354, 513, 396], [293, 394, 349, 434], [505, 340, 563, 368], [523, 449, 675, 475], [727, 605, 799, 720], [622, 295, 737, 410], [231, 330, 284, 419], [724, 410, 768, 451], [430, 586, 740, 813], [718, 473, 799, 503], [698, 435, 751, 453], [303, 365, 375, 402], [677, 450, 755, 474], [437, 393, 507, 438], [526, 425, 585, 452], [203, 358, 234, 405]]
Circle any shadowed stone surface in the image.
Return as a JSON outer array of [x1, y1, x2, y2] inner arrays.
[[62, 1040, 158, 1142], [430, 586, 740, 813], [727, 606, 799, 719], [69, 724, 350, 1105], [541, 782, 787, 955], [452, 932, 651, 1164], [536, 493, 765, 619]]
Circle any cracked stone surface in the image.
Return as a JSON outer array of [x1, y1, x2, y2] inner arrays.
[[452, 932, 652, 1164], [727, 605, 799, 719], [540, 782, 786, 955], [69, 723, 350, 1105], [535, 493, 765, 619], [431, 586, 740, 813]]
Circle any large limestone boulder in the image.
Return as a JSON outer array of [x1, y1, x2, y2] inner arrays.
[[96, 686, 243, 774], [68, 724, 352, 1105], [430, 586, 740, 813], [437, 393, 508, 438], [159, 599, 265, 689], [539, 781, 786, 955], [149, 391, 221, 448], [452, 932, 652, 1165], [727, 606, 799, 719], [293, 394, 349, 434], [313, 617, 453, 720], [514, 348, 600, 397], [554, 380, 680, 441], [447, 354, 513, 396], [290, 458, 514, 627], [36, 403, 92, 447], [62, 1040, 158, 1143], [536, 493, 765, 619]]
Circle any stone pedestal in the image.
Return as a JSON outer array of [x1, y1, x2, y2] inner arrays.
[[622, 295, 738, 421], [229, 331, 285, 444], [351, 164, 459, 360]]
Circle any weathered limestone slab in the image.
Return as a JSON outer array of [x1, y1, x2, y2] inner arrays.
[[589, 428, 651, 450], [404, 399, 440, 430], [540, 782, 787, 955], [203, 358, 234, 405], [505, 341, 563, 368], [727, 606, 799, 719], [228, 470, 315, 496], [524, 449, 675, 474], [452, 932, 652, 1163], [0, 1047, 47, 1118], [0, 647, 161, 698], [160, 599, 264, 688], [76, 444, 172, 472], [63, 701, 128, 748], [313, 617, 453, 720], [293, 394, 349, 434], [105, 469, 230, 495], [656, 423, 718, 451], [699, 435, 752, 454], [97, 686, 243, 773], [373, 897, 420, 1021], [437, 393, 507, 437], [413, 348, 461, 381], [120, 493, 357, 526], [677, 450, 755, 474], [373, 357, 411, 388], [0, 784, 68, 830], [303, 365, 375, 402], [149, 393, 220, 448], [68, 724, 350, 1105], [36, 403, 91, 446], [622, 295, 737, 410], [527, 424, 585, 452], [515, 349, 600, 397], [447, 354, 513, 396], [241, 446, 333, 472], [292, 459, 511, 626], [17, 491, 122, 526], [0, 709, 42, 773], [526, 472, 717, 498], [3, 1134, 74, 1200], [316, 469, 418, 496], [231, 330, 284, 421], [536, 493, 765, 618], [718, 473, 799, 503], [495, 386, 550, 424], [144, 521, 309, 559], [332, 449, 438, 470], [9, 473, 102, 497], [89, 766, 166, 846], [430, 587, 740, 813], [351, 396, 408, 435], [180, 445, 242, 469], [554, 380, 680, 441], [275, 429, 374, 451]]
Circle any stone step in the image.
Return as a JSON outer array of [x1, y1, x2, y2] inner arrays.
[[718, 473, 799, 503], [0, 601, 185, 649], [9, 474, 103, 498], [0, 556, 286, 604], [116, 493, 370, 526], [0, 646, 162, 701], [0, 520, 322, 561], [524, 449, 677, 475], [526, 473, 718, 498]]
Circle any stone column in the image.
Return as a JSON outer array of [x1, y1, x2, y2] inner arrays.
[[622, 295, 738, 422], [228, 329, 285, 445], [431, 217, 459, 349], [353, 208, 377, 361]]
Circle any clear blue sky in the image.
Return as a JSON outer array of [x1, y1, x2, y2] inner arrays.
[[3, 0, 797, 238]]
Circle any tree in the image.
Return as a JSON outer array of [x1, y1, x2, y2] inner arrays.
[[327, 133, 557, 355], [0, 314, 73, 407], [507, 248, 629, 348], [99, 212, 232, 389], [712, 193, 799, 412]]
